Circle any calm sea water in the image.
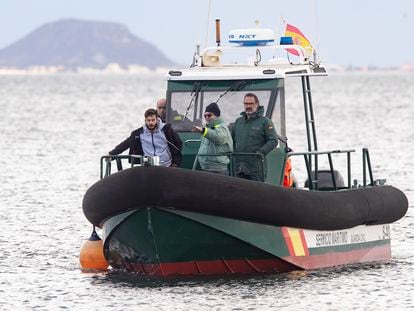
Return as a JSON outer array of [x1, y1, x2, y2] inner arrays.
[[0, 72, 413, 310]]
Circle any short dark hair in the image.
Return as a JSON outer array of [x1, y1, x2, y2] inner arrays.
[[144, 108, 158, 118], [244, 93, 259, 104]]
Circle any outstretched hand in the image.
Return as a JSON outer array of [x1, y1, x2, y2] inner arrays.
[[192, 125, 203, 133]]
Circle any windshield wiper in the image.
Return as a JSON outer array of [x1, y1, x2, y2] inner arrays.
[[183, 82, 204, 121], [182, 80, 248, 120], [215, 80, 249, 104]]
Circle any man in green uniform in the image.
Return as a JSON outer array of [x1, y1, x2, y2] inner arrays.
[[232, 93, 278, 182], [192, 103, 233, 174]]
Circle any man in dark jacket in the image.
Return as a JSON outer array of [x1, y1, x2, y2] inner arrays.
[[109, 109, 182, 167], [232, 93, 278, 181], [156, 98, 167, 123]]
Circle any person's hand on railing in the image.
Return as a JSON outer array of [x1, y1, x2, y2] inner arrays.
[[255, 151, 264, 160]]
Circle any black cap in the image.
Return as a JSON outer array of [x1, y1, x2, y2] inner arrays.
[[205, 102, 220, 116]]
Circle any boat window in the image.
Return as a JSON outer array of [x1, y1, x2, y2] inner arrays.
[[271, 89, 283, 136], [169, 90, 273, 131]]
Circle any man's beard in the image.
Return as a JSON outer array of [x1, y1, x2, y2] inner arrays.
[[147, 124, 156, 130]]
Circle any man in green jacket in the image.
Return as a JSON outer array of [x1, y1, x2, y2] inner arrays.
[[232, 93, 278, 182], [192, 102, 233, 174]]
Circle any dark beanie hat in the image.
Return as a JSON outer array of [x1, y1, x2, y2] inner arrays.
[[205, 102, 220, 116]]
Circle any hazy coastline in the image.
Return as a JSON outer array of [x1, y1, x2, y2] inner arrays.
[[0, 63, 413, 75]]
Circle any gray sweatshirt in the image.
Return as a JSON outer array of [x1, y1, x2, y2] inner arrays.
[[140, 121, 172, 167]]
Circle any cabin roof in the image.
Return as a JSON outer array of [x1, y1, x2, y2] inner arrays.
[[167, 44, 327, 81], [167, 63, 327, 81]]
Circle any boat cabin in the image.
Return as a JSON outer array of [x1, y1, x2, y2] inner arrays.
[[164, 41, 328, 186]]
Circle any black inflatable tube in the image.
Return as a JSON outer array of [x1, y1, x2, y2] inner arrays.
[[82, 166, 408, 230]]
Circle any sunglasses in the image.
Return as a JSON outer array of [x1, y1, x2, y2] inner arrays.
[[204, 113, 213, 118]]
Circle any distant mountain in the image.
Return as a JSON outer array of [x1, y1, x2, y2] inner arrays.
[[0, 19, 174, 69]]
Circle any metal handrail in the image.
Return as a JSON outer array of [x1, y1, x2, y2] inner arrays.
[[288, 149, 355, 156], [362, 148, 374, 186], [184, 139, 201, 146], [100, 155, 144, 179], [99, 148, 376, 190], [288, 149, 355, 190], [193, 152, 265, 177]]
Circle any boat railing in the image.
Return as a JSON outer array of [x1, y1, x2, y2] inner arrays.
[[184, 139, 201, 146], [192, 152, 265, 177], [288, 149, 354, 190], [362, 148, 375, 187], [100, 155, 144, 179], [101, 153, 265, 179], [288, 148, 376, 190]]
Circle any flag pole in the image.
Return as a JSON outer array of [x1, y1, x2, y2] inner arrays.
[[281, 16, 286, 30]]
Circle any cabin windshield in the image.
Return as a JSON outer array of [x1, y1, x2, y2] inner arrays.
[[167, 79, 283, 133]]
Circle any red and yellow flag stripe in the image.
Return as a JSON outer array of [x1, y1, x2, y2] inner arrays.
[[282, 227, 309, 256]]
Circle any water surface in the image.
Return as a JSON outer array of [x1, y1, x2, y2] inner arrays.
[[0, 72, 413, 310]]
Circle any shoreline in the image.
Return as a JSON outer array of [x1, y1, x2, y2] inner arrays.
[[0, 64, 412, 75]]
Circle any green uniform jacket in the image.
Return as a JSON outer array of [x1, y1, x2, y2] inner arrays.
[[231, 106, 278, 180], [197, 117, 233, 172]]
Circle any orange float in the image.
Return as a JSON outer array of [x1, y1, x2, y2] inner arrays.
[[79, 227, 109, 271]]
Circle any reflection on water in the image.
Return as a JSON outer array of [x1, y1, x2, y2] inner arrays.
[[91, 260, 394, 289], [0, 73, 413, 310]]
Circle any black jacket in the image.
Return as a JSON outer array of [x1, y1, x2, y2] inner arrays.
[[109, 124, 183, 166]]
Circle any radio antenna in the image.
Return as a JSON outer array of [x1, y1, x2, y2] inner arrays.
[[204, 0, 212, 48], [313, 0, 320, 62]]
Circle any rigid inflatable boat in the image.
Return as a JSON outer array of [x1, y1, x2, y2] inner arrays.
[[82, 23, 408, 276]]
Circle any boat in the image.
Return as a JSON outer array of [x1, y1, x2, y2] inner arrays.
[[82, 22, 408, 276]]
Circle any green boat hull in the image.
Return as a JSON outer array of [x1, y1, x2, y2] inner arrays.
[[102, 208, 391, 276]]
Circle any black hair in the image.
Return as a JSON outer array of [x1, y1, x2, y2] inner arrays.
[[244, 93, 259, 104], [144, 108, 158, 118]]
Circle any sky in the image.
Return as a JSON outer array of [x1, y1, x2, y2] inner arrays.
[[0, 0, 413, 67]]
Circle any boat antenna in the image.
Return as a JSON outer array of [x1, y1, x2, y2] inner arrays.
[[280, 16, 287, 58], [312, 0, 320, 64], [204, 0, 212, 48], [280, 16, 286, 28]]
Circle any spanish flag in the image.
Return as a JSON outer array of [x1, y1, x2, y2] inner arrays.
[[282, 227, 309, 257], [284, 23, 312, 56]]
